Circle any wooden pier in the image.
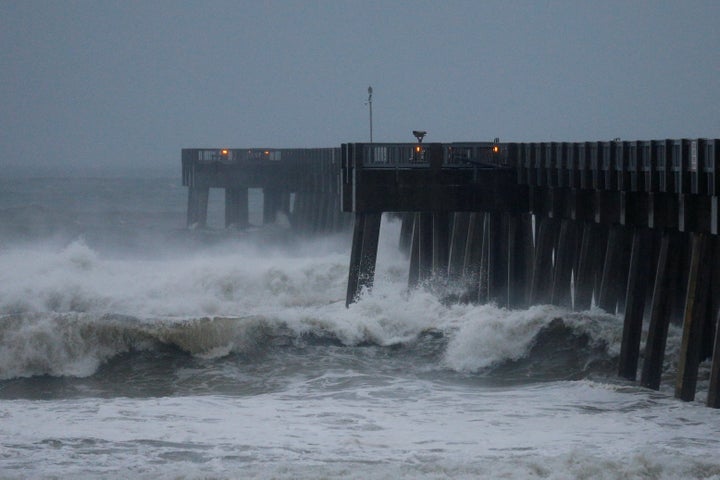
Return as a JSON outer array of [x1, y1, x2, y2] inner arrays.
[[182, 138, 720, 407], [182, 147, 351, 233], [341, 138, 720, 407]]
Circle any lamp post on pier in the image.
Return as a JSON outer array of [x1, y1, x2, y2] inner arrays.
[[367, 86, 373, 143]]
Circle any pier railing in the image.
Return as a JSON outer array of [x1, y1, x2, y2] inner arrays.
[[349, 142, 510, 169], [515, 139, 718, 195]]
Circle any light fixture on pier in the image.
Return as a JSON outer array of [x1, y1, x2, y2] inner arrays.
[[221, 149, 229, 156], [412, 130, 426, 162]]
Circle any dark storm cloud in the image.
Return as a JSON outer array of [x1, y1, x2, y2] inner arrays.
[[1, 0, 718, 174]]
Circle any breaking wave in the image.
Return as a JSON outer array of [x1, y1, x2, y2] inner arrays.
[[0, 306, 626, 382], [0, 231, 683, 383]]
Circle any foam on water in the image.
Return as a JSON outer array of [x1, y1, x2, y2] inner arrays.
[[0, 218, 695, 385], [0, 226, 621, 382], [2, 380, 719, 479], [2, 212, 719, 478]]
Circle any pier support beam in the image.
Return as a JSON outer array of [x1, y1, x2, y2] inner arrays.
[[225, 187, 249, 228], [574, 223, 605, 310], [529, 217, 558, 305], [417, 212, 434, 284], [461, 212, 485, 302], [346, 213, 382, 306], [597, 225, 630, 314], [187, 186, 209, 228], [448, 212, 471, 282], [709, 307, 720, 408], [432, 212, 451, 279], [408, 214, 420, 289], [263, 188, 280, 225], [399, 212, 414, 255], [641, 231, 682, 390], [618, 228, 652, 380], [407, 212, 443, 289], [675, 233, 712, 402], [486, 213, 509, 305], [551, 219, 579, 308], [508, 213, 534, 309], [708, 236, 720, 407]]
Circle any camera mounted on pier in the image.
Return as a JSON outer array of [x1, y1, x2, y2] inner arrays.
[[412, 130, 427, 162]]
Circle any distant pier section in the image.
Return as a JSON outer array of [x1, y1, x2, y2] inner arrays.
[[182, 147, 351, 233]]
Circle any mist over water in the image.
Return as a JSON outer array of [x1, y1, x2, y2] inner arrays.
[[1, 177, 719, 479]]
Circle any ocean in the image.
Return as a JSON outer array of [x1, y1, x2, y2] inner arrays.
[[0, 175, 718, 479]]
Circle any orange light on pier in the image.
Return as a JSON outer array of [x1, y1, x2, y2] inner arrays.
[[221, 149, 229, 156], [492, 145, 499, 153]]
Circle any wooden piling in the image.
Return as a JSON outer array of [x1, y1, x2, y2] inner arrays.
[[345, 212, 382, 306], [263, 188, 280, 225], [640, 231, 682, 390], [550, 219, 578, 308], [408, 213, 420, 289], [448, 212, 471, 281], [346, 213, 366, 307], [358, 213, 382, 290], [597, 225, 629, 314], [618, 228, 652, 380], [399, 212, 414, 255], [432, 212, 451, 278], [529, 217, 558, 305], [704, 220, 720, 408], [508, 213, 534, 309], [461, 212, 484, 302], [574, 223, 602, 310], [225, 187, 249, 228], [486, 213, 509, 306], [703, 236, 720, 360], [478, 213, 491, 302], [187, 186, 209, 228], [675, 233, 712, 402], [708, 307, 720, 408], [418, 212, 434, 283]]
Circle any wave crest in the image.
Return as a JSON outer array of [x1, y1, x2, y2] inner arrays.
[[443, 305, 622, 377], [0, 302, 628, 382], [0, 313, 280, 379]]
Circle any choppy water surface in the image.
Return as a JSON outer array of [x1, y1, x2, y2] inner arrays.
[[1, 177, 719, 479]]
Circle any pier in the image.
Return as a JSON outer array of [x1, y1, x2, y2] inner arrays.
[[340, 138, 720, 408], [182, 147, 352, 233], [183, 138, 720, 407]]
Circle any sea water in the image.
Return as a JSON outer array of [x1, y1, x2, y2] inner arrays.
[[0, 176, 719, 479]]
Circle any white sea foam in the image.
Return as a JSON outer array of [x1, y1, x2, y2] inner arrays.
[[0, 217, 686, 381], [2, 380, 719, 479], [4, 178, 718, 479]]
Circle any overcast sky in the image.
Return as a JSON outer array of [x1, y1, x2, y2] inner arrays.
[[1, 0, 719, 175]]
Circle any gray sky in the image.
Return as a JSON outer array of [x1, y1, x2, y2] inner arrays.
[[1, 0, 719, 174]]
